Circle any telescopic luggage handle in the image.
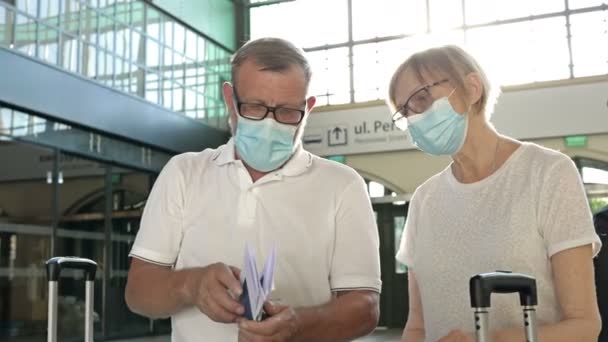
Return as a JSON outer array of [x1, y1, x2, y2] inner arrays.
[[46, 257, 98, 342], [46, 257, 97, 281], [470, 271, 538, 342]]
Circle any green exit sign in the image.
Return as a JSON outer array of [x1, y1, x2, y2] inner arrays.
[[326, 155, 346, 164], [564, 135, 588, 148], [111, 174, 122, 184]]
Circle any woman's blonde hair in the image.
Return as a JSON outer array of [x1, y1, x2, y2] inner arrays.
[[387, 45, 499, 117]]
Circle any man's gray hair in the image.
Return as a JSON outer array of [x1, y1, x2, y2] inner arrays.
[[230, 37, 312, 88]]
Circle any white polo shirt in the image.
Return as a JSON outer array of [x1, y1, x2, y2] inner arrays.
[[130, 139, 382, 342]]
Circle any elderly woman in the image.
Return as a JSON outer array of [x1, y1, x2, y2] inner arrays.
[[388, 45, 602, 342]]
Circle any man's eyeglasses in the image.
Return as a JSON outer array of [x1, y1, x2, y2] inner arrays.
[[391, 79, 449, 130], [233, 89, 306, 125]]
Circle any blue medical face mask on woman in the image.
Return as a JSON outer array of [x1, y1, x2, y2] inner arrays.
[[407, 96, 468, 156], [234, 116, 298, 172]]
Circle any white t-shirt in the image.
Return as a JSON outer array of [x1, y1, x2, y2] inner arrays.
[[396, 142, 601, 341], [130, 139, 382, 342]]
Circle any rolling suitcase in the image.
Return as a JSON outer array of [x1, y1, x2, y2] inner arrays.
[[470, 271, 538, 342], [46, 257, 98, 342]]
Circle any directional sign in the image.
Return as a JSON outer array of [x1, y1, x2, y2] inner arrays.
[[328, 125, 347, 146]]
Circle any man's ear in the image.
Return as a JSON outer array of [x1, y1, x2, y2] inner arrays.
[[306, 96, 316, 113], [222, 82, 234, 109], [222, 82, 238, 135]]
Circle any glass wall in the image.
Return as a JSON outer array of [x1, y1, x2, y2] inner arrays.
[[0, 106, 171, 340], [0, 1, 229, 339], [153, 0, 237, 51], [55, 155, 159, 340], [0, 142, 54, 341], [250, 0, 608, 106], [0, 0, 232, 128]]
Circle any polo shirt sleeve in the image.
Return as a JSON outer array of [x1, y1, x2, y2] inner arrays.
[[129, 156, 186, 266], [330, 177, 382, 293]]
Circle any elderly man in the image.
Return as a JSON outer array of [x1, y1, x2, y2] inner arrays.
[[125, 37, 381, 341]]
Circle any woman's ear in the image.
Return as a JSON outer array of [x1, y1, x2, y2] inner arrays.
[[465, 72, 483, 110]]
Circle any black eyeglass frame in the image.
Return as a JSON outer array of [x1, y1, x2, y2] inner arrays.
[[233, 88, 307, 125], [391, 78, 450, 123]]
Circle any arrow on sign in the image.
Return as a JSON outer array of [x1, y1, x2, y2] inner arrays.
[[332, 127, 343, 140]]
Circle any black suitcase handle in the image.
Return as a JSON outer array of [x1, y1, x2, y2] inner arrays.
[[46, 257, 97, 342], [46, 256, 97, 281], [470, 271, 537, 308], [470, 271, 538, 342]]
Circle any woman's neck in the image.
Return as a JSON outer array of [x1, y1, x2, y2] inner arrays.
[[451, 117, 502, 184]]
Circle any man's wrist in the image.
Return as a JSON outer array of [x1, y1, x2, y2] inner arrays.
[[291, 307, 321, 342], [174, 268, 199, 307], [292, 307, 304, 340]]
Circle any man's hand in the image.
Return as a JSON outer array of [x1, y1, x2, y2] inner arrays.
[[238, 301, 299, 342], [436, 330, 475, 342], [186, 262, 244, 323]]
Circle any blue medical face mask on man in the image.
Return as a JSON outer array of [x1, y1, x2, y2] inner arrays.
[[406, 96, 468, 156], [234, 116, 298, 172]]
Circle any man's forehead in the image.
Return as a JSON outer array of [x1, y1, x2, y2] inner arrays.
[[238, 59, 304, 78], [234, 73, 307, 106]]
